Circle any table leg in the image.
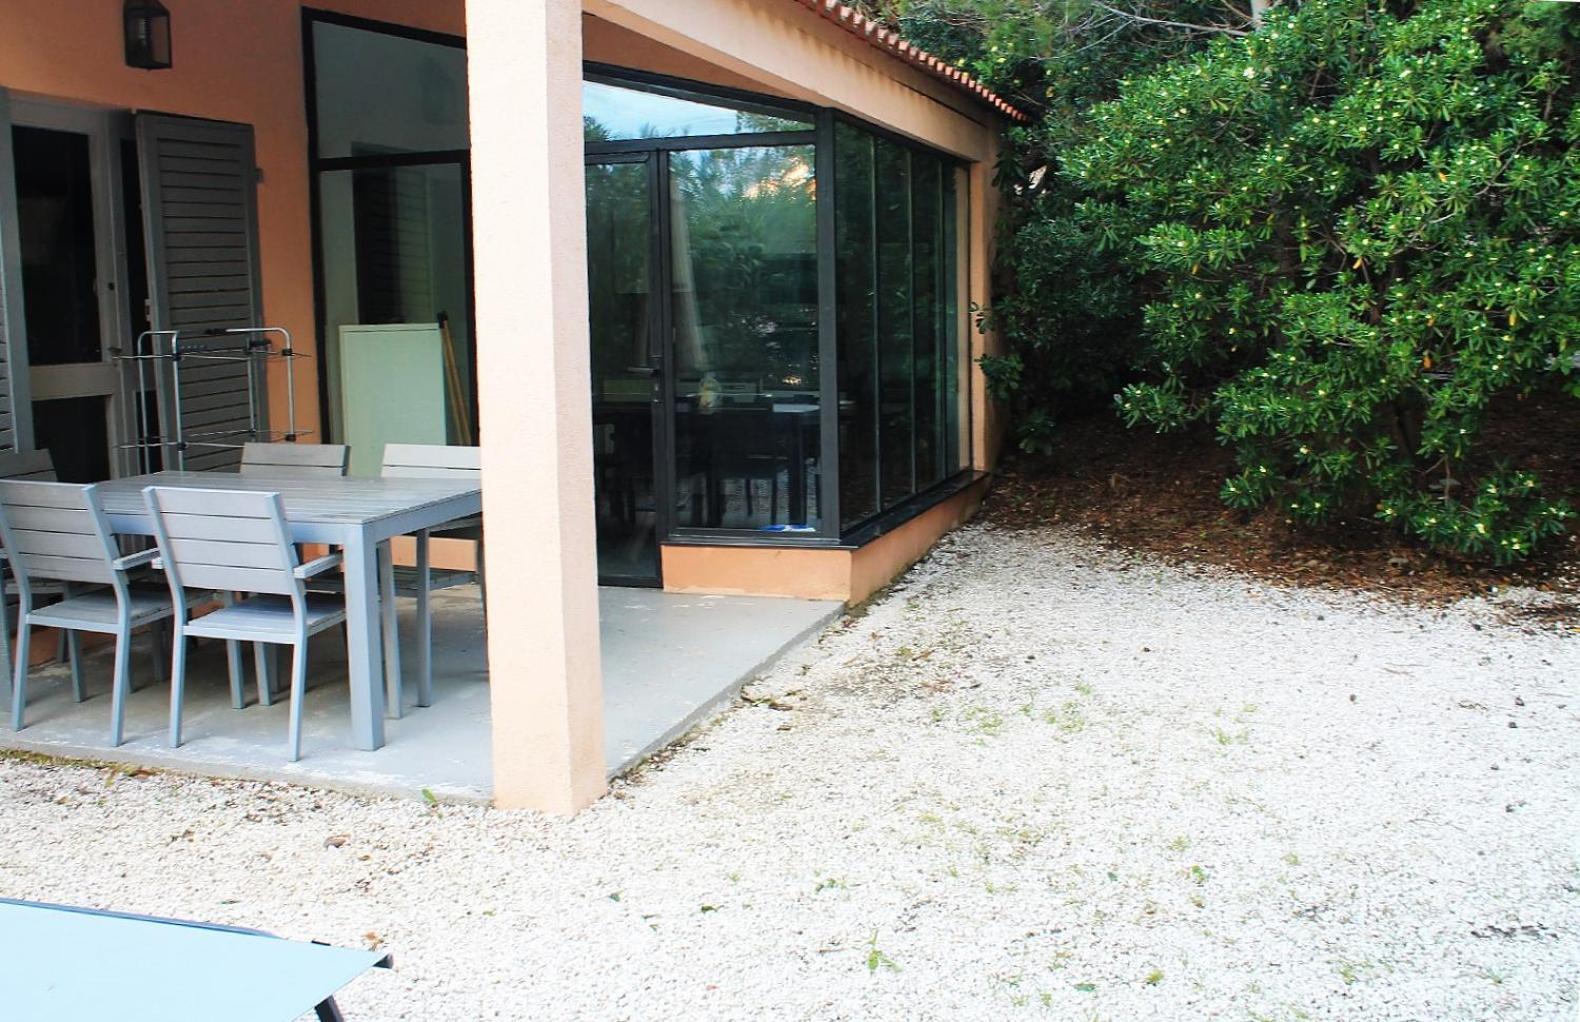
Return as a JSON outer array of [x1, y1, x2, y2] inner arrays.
[[341, 529, 386, 750], [379, 542, 402, 719], [415, 530, 432, 708]]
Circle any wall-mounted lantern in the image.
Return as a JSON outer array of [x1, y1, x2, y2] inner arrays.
[[124, 0, 172, 71]]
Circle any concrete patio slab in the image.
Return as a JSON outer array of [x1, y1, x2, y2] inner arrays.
[[0, 587, 842, 803]]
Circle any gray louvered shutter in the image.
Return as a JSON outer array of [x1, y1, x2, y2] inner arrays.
[[0, 88, 31, 452], [136, 114, 265, 471]]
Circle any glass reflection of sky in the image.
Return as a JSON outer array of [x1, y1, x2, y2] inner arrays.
[[583, 80, 809, 140]]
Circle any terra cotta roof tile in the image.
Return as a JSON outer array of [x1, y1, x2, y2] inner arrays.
[[787, 0, 1030, 122]]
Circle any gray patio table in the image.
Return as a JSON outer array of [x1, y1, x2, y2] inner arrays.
[[94, 470, 482, 751], [0, 897, 391, 1021]]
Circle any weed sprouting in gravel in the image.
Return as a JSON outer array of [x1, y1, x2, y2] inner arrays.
[[1212, 727, 1249, 746], [1043, 701, 1087, 733], [864, 931, 898, 973], [963, 706, 1004, 736]]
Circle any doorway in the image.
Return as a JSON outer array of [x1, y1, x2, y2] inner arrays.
[[7, 101, 139, 482], [582, 71, 827, 587]]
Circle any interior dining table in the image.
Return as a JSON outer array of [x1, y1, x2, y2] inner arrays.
[[92, 470, 483, 752]]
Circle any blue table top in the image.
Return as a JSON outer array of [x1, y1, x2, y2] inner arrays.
[[0, 899, 388, 1022]]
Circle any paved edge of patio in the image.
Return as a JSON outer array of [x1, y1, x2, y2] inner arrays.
[[602, 598, 847, 781], [0, 592, 849, 807], [0, 736, 495, 806]]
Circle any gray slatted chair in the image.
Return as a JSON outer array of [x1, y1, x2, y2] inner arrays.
[[0, 450, 69, 673], [306, 444, 482, 715], [0, 450, 58, 483], [380, 444, 483, 712], [0, 481, 210, 745], [143, 486, 347, 762], [238, 441, 349, 705], [239, 442, 351, 478]]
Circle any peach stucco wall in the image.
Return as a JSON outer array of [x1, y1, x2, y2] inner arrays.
[[0, 0, 463, 440], [847, 477, 990, 604], [661, 545, 853, 602]]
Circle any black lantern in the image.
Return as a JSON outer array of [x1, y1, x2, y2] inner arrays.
[[124, 0, 172, 71]]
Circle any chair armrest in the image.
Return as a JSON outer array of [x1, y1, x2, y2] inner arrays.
[[294, 553, 342, 580], [112, 549, 160, 572]]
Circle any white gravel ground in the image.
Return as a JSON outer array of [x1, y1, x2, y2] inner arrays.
[[2, 523, 1577, 1021]]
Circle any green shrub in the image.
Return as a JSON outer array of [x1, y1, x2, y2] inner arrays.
[[1070, 0, 1578, 561], [865, 1, 1213, 450], [867, 0, 1578, 560]]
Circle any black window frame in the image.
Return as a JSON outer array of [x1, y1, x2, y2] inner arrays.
[[302, 8, 476, 447]]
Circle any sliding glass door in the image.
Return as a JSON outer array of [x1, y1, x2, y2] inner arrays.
[[586, 156, 663, 585], [584, 71, 823, 581]]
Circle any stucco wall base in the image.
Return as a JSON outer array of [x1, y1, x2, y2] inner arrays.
[[660, 477, 990, 604]]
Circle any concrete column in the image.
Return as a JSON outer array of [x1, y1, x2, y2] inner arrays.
[[467, 0, 606, 813]]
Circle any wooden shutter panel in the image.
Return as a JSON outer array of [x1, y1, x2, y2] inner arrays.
[[136, 114, 264, 471], [0, 88, 31, 452]]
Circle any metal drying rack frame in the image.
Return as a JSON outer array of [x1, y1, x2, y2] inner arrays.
[[115, 326, 311, 472]]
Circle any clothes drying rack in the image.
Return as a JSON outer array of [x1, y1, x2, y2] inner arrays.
[[115, 326, 311, 472]]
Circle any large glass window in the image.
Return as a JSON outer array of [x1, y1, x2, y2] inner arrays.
[[311, 21, 468, 159], [308, 16, 472, 475], [669, 145, 820, 533], [834, 122, 969, 532], [834, 123, 878, 528]]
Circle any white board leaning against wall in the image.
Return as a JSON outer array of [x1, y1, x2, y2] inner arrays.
[[338, 323, 447, 476]]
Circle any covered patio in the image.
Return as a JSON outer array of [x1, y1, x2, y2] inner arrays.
[[0, 0, 1012, 814], [0, 585, 839, 801]]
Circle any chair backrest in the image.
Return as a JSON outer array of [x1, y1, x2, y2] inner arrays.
[[240, 442, 349, 478], [143, 486, 300, 597], [0, 481, 118, 588], [0, 449, 58, 482], [380, 444, 480, 480]]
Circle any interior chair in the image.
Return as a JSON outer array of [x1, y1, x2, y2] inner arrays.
[[238, 442, 350, 478], [143, 486, 346, 762], [0, 481, 209, 745]]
